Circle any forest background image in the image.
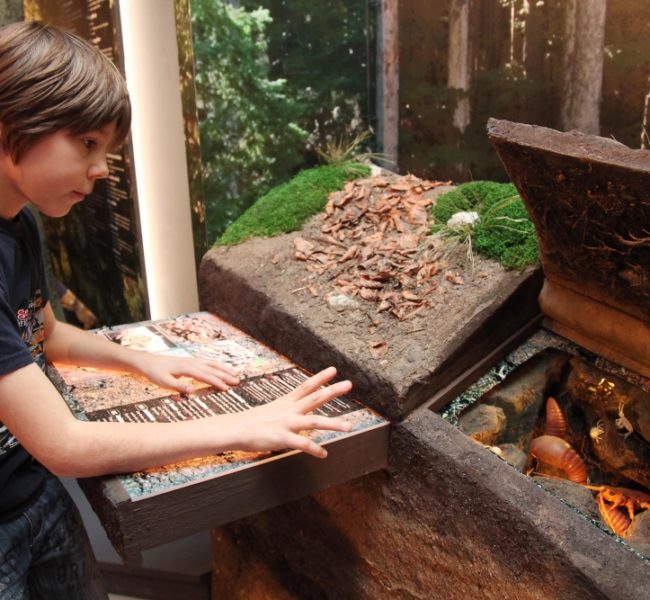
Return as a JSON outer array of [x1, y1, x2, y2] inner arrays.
[[1, 0, 648, 244], [190, 0, 650, 242], [0, 0, 648, 327]]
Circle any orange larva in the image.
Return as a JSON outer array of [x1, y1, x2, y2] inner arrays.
[[597, 495, 632, 537], [528, 435, 588, 484], [544, 396, 567, 438]]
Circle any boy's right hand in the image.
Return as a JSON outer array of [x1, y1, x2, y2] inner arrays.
[[227, 367, 353, 459], [133, 352, 240, 394]]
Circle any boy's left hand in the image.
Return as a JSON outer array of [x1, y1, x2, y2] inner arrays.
[[134, 353, 240, 393]]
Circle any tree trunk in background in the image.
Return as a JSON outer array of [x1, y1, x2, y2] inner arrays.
[[0, 0, 23, 25], [560, 0, 606, 134], [376, 0, 399, 170], [524, 0, 545, 82], [642, 88, 650, 149], [447, 0, 472, 133], [175, 0, 208, 266]]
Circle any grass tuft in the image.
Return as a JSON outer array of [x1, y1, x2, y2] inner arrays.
[[431, 181, 539, 270]]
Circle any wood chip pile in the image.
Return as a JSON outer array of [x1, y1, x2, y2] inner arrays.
[[292, 174, 464, 322]]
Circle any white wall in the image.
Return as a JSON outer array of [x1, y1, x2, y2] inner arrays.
[[118, 0, 199, 319]]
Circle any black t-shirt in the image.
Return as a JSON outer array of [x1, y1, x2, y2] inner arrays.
[[0, 208, 49, 521]]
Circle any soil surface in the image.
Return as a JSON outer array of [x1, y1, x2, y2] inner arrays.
[[200, 173, 541, 419]]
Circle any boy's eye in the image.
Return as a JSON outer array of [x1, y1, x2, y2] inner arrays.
[[82, 139, 97, 149]]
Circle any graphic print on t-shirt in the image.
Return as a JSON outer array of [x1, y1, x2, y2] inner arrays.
[[16, 289, 46, 369], [0, 288, 46, 456]]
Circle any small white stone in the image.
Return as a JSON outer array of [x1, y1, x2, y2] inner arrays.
[[447, 211, 480, 229], [327, 294, 361, 312]]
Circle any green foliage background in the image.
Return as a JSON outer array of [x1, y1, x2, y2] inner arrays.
[[240, 0, 374, 159], [191, 0, 307, 242], [190, 0, 373, 243]]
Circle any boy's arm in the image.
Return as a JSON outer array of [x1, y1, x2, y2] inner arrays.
[[42, 303, 239, 392], [0, 362, 352, 478]]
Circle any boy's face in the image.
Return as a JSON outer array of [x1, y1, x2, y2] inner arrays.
[[0, 121, 116, 219]]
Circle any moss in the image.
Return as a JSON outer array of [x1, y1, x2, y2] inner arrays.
[[217, 162, 370, 246], [431, 180, 539, 270], [474, 199, 539, 269]]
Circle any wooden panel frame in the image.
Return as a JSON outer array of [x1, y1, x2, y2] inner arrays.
[[81, 423, 389, 566]]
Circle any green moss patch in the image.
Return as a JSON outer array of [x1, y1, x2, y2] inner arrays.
[[431, 181, 539, 270], [217, 162, 370, 246]]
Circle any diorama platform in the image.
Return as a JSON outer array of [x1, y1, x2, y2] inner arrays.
[[198, 124, 650, 599], [199, 251, 649, 600], [200, 176, 542, 421]]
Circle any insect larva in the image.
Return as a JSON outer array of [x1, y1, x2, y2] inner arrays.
[[544, 396, 567, 438], [596, 495, 632, 537], [528, 435, 588, 484]]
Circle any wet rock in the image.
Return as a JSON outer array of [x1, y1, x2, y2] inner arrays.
[[458, 404, 506, 445], [626, 510, 650, 558], [536, 477, 600, 522], [498, 443, 528, 471], [626, 396, 650, 446], [476, 348, 572, 447], [487, 348, 571, 419]]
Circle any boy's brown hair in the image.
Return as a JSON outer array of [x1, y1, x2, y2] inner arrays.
[[0, 20, 131, 161]]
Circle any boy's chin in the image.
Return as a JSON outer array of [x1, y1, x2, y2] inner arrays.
[[37, 205, 75, 218], [31, 190, 87, 217]]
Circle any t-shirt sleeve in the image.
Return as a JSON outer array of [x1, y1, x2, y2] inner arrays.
[[0, 209, 49, 376], [22, 209, 49, 307]]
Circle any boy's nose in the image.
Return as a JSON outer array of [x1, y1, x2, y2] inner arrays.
[[88, 158, 109, 180]]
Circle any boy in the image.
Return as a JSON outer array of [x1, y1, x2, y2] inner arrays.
[[0, 21, 352, 599]]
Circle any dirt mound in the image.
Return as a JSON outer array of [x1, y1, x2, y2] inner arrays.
[[200, 173, 541, 419]]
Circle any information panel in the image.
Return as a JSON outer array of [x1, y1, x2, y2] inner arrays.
[[48, 312, 390, 565]]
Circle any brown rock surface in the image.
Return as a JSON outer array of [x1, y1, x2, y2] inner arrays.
[[458, 403, 507, 444], [212, 413, 650, 600], [488, 119, 650, 378]]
